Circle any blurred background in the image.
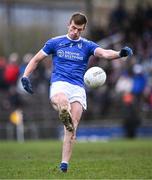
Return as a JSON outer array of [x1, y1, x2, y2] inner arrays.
[[0, 0, 152, 142]]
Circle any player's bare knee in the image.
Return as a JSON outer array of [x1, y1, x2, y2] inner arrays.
[[51, 93, 69, 111], [51, 103, 58, 111]]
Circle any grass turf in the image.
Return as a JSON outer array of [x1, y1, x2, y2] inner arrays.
[[0, 139, 152, 179]]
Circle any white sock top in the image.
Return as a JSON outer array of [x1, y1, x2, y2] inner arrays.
[[61, 161, 68, 164]]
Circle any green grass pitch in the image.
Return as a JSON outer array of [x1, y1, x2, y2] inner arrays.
[[0, 139, 152, 179]]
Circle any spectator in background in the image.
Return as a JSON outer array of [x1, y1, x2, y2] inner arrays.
[[132, 64, 147, 103], [3, 52, 19, 87], [115, 70, 133, 95], [121, 92, 141, 138], [3, 53, 22, 110]]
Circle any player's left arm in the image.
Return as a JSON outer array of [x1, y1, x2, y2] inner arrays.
[[94, 46, 133, 60]]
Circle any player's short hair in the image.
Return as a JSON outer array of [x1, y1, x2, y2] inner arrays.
[[70, 12, 87, 25]]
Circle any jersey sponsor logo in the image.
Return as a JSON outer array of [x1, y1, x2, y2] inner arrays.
[[57, 50, 83, 61]]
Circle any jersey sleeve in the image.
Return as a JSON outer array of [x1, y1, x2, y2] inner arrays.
[[88, 41, 100, 56], [41, 39, 55, 56]]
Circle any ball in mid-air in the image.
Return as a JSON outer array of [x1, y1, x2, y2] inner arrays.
[[84, 66, 106, 88]]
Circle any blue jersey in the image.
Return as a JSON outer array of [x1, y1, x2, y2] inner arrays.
[[42, 35, 99, 87]]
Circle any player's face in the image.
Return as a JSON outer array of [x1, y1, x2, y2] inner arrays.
[[68, 20, 85, 40]]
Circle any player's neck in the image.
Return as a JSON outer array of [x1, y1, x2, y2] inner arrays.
[[66, 34, 81, 41]]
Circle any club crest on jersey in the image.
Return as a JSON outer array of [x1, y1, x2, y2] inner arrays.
[[78, 43, 82, 49], [70, 43, 73, 48], [57, 50, 64, 57]]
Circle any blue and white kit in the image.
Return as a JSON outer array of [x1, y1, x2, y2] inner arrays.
[[41, 34, 99, 109], [41, 34, 99, 87]]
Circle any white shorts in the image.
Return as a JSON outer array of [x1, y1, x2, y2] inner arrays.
[[49, 81, 87, 110]]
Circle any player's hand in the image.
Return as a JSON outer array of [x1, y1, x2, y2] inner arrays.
[[119, 46, 133, 57], [21, 77, 34, 94]]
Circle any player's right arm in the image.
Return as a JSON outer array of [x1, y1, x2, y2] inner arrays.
[[23, 50, 46, 78], [21, 38, 55, 94], [21, 50, 47, 94]]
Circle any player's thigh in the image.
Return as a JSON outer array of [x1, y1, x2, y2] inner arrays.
[[51, 92, 70, 110], [70, 101, 83, 127]]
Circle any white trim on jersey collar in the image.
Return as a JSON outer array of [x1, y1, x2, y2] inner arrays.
[[66, 34, 81, 42]]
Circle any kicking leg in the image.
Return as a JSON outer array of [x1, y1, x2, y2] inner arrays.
[[51, 92, 74, 132]]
